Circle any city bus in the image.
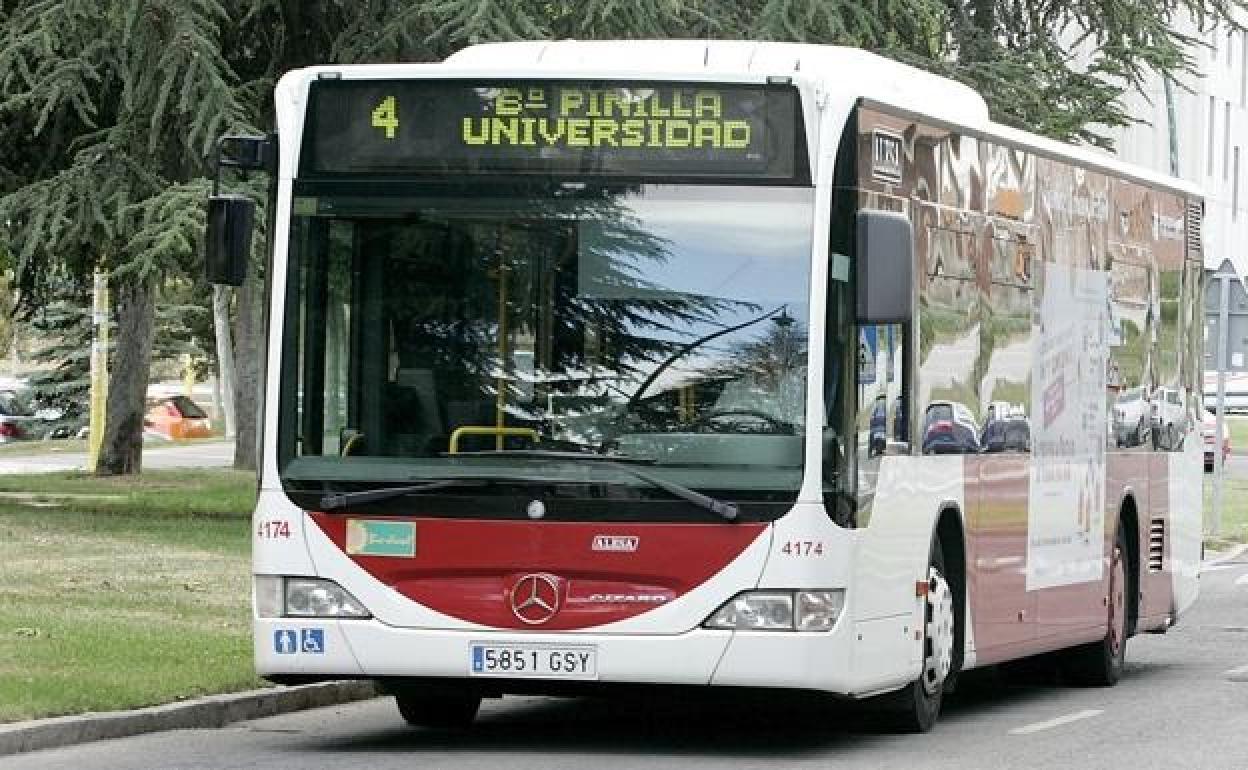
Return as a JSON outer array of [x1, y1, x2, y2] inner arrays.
[[208, 41, 1204, 733]]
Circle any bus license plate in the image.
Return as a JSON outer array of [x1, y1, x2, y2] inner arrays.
[[469, 643, 598, 679]]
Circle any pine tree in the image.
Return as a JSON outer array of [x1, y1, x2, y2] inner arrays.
[[925, 0, 1238, 147], [25, 294, 95, 424], [0, 0, 247, 474]]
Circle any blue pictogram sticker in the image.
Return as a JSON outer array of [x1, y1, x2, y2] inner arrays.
[[471, 645, 484, 673], [274, 629, 298, 655], [301, 628, 325, 654]]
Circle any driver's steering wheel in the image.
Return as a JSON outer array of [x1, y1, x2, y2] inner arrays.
[[688, 409, 795, 435]]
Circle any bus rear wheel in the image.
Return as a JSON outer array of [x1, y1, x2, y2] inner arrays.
[[395, 689, 482, 729], [880, 536, 956, 732], [1061, 523, 1128, 686]]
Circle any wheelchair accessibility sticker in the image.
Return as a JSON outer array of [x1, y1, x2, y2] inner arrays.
[[274, 628, 325, 654]]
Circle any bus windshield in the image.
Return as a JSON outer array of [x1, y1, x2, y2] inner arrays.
[[279, 180, 814, 517]]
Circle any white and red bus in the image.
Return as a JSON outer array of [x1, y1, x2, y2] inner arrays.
[[215, 41, 1205, 732]]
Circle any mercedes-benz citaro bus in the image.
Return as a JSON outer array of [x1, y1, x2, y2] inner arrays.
[[210, 41, 1205, 733]]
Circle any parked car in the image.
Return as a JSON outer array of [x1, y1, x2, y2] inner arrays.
[[39, 408, 90, 440], [0, 389, 36, 443], [144, 395, 213, 440], [1112, 386, 1150, 447], [922, 400, 981, 454], [1202, 410, 1232, 472]]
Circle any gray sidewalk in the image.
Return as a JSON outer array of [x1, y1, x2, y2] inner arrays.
[[0, 440, 233, 474]]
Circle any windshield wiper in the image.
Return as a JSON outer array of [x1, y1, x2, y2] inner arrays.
[[447, 449, 654, 465], [618, 466, 740, 522], [320, 479, 487, 510], [448, 451, 739, 522], [318, 474, 565, 511]]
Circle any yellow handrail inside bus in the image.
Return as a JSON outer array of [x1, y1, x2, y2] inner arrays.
[[341, 431, 364, 456], [448, 426, 539, 455]]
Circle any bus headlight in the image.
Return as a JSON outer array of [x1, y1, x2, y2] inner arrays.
[[255, 576, 372, 619], [286, 577, 371, 618], [704, 590, 844, 631]]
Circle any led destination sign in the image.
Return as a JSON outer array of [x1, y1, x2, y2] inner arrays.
[[303, 80, 802, 179]]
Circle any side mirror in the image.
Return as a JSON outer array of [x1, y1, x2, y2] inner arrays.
[[856, 209, 913, 323], [205, 194, 254, 286]]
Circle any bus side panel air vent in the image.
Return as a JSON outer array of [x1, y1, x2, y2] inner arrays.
[[1185, 201, 1203, 261], [1149, 519, 1166, 573]]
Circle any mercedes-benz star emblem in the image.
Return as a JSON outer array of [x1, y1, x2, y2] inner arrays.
[[509, 573, 562, 624]]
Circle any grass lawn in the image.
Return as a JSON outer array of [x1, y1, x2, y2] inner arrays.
[[1226, 417, 1248, 455], [0, 469, 263, 723], [1204, 472, 1248, 550]]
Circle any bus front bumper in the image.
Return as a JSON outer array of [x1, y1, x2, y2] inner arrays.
[[253, 616, 887, 696]]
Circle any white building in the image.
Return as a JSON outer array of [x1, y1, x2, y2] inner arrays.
[[1097, 18, 1248, 275]]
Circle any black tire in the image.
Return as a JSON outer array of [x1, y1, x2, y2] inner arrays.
[[878, 537, 957, 733], [395, 690, 482, 728], [1060, 523, 1128, 686]]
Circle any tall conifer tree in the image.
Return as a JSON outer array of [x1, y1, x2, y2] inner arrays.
[[0, 0, 245, 473]]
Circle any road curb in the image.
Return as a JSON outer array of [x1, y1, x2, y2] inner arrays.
[[0, 680, 380, 757]]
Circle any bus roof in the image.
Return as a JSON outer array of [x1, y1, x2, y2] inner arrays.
[[281, 40, 1200, 201]]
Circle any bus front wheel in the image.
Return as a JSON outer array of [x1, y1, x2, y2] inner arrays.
[[395, 689, 482, 729], [880, 536, 956, 732]]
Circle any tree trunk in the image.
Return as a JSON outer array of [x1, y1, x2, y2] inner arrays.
[[97, 276, 156, 476], [212, 284, 237, 437], [232, 275, 261, 471]]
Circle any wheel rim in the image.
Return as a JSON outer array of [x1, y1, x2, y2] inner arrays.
[[1108, 543, 1126, 660], [922, 566, 955, 695]]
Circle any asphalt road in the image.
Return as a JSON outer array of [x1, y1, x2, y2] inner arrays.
[[0, 440, 233, 474], [7, 552, 1248, 770]]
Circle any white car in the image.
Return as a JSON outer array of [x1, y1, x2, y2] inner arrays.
[[1151, 387, 1186, 447]]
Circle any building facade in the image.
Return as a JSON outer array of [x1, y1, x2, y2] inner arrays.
[[1100, 18, 1248, 276]]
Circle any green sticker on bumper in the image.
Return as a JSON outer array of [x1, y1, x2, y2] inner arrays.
[[346, 519, 416, 557]]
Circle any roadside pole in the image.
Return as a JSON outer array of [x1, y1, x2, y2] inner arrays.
[[1206, 260, 1248, 537], [182, 353, 196, 397], [212, 284, 237, 438], [87, 269, 108, 473], [1212, 264, 1235, 538]]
